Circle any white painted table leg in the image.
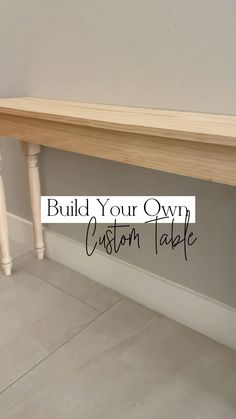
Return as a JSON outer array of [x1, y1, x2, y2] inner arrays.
[[21, 142, 45, 260], [0, 144, 12, 275]]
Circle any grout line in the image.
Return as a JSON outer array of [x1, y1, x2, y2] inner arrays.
[[23, 269, 101, 313], [0, 296, 123, 397], [14, 253, 120, 314], [13, 251, 35, 262], [12, 249, 32, 261], [39, 279, 102, 313]]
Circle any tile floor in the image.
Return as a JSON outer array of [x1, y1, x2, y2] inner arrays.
[[0, 241, 236, 418]]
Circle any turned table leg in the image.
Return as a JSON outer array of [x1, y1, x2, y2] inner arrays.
[[0, 144, 12, 275], [21, 142, 45, 259]]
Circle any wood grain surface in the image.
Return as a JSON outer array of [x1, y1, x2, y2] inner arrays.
[[0, 97, 235, 185], [0, 97, 236, 146]]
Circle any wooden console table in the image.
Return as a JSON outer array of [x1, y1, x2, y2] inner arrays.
[[0, 96, 236, 275]]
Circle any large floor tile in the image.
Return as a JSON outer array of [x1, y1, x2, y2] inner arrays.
[[16, 252, 121, 312], [0, 298, 235, 419], [10, 241, 31, 260], [0, 267, 99, 392]]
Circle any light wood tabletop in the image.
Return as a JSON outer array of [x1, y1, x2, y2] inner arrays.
[[0, 96, 236, 146]]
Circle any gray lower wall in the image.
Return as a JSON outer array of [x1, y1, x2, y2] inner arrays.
[[1, 0, 236, 306]]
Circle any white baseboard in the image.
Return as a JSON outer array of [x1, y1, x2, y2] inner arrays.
[[8, 212, 34, 248], [8, 212, 236, 351]]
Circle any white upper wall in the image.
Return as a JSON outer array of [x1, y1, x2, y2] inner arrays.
[[1, 0, 236, 112]]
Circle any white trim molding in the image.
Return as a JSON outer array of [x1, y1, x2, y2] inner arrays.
[[8, 212, 236, 351]]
